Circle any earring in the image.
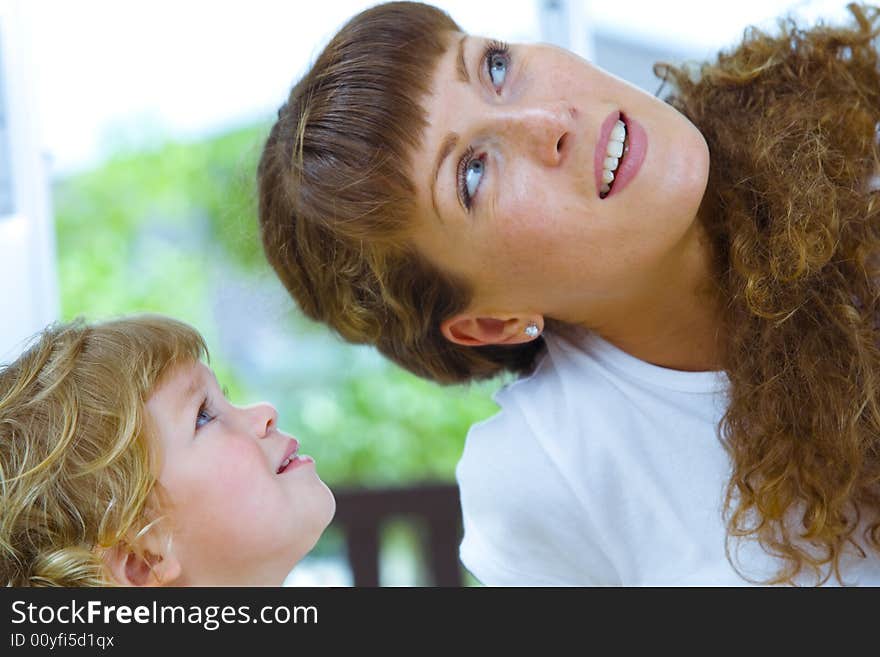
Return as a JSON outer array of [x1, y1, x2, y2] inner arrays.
[[524, 322, 540, 338]]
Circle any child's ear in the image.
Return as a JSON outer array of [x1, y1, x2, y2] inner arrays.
[[102, 535, 182, 587]]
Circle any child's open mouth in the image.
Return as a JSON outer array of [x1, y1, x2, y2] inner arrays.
[[277, 439, 315, 473]]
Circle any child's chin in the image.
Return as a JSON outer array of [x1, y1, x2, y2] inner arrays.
[[323, 484, 337, 521]]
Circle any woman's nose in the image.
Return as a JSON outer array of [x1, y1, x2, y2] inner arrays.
[[496, 101, 572, 166], [246, 402, 278, 438]]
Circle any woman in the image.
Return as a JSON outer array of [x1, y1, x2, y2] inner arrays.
[[257, 1, 880, 585]]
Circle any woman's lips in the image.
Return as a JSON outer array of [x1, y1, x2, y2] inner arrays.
[[594, 110, 647, 199], [606, 114, 647, 198]]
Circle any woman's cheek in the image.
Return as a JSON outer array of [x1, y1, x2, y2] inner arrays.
[[498, 179, 551, 242], [498, 198, 566, 258]]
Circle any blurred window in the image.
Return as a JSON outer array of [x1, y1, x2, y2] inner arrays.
[[0, 32, 14, 218]]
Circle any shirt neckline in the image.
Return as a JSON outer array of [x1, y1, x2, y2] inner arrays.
[[559, 327, 730, 394]]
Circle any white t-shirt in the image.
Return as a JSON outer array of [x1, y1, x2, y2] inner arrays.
[[456, 327, 880, 586]]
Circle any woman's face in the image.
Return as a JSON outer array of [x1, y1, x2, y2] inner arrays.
[[410, 33, 710, 330]]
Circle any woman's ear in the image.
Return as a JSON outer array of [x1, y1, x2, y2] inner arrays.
[[441, 315, 543, 346], [102, 532, 182, 587]]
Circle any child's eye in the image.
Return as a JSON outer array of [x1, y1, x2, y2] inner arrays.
[[196, 402, 214, 430]]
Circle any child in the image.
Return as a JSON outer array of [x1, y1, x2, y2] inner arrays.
[[0, 314, 335, 586]]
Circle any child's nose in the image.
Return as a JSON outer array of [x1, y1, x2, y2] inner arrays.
[[247, 402, 278, 438]]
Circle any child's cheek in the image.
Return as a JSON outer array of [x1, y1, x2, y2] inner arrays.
[[208, 445, 267, 490]]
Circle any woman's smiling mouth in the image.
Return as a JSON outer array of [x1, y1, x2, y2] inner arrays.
[[595, 111, 647, 199]]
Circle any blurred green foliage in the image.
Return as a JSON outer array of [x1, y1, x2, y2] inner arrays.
[[53, 123, 504, 487], [300, 366, 502, 486]]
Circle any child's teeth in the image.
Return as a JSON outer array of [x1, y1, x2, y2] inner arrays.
[[601, 169, 615, 184], [603, 156, 619, 171]]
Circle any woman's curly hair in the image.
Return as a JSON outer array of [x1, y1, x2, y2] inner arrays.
[[656, 3, 880, 584], [0, 315, 206, 586], [259, 1, 880, 583]]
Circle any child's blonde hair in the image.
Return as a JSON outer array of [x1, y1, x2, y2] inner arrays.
[[0, 314, 207, 586]]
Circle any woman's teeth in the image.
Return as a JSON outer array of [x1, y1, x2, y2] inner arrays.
[[600, 119, 627, 195]]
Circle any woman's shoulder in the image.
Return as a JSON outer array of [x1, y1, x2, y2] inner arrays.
[[459, 328, 604, 461], [494, 325, 597, 397]]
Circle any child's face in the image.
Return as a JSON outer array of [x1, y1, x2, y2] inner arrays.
[[145, 360, 335, 585]]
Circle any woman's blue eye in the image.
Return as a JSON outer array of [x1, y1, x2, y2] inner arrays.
[[484, 41, 510, 89], [488, 52, 507, 87], [454, 40, 509, 210], [465, 158, 484, 200], [457, 146, 485, 209]]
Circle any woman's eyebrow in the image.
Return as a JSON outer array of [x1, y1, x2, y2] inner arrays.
[[456, 34, 470, 83], [428, 35, 475, 222], [431, 132, 459, 222]]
